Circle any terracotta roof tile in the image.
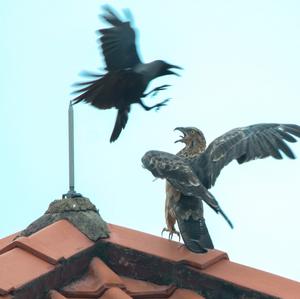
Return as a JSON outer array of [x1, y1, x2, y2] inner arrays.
[[100, 224, 300, 298], [27, 219, 94, 259], [101, 287, 132, 299], [61, 257, 125, 297], [0, 220, 94, 266], [51, 290, 133, 299], [0, 236, 64, 265], [1, 217, 300, 299], [60, 258, 178, 298], [0, 220, 96, 298], [49, 290, 68, 299], [0, 248, 54, 295], [201, 259, 300, 299], [55, 258, 204, 299], [121, 276, 176, 297], [170, 289, 205, 299], [106, 224, 228, 270], [0, 233, 19, 252]]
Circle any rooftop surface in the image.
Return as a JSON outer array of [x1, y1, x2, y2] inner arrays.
[[0, 219, 300, 298]]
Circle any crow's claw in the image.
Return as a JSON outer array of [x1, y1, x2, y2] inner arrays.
[[155, 98, 170, 111], [144, 84, 171, 97], [150, 84, 171, 97]]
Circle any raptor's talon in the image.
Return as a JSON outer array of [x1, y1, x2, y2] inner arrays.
[[161, 228, 181, 241], [169, 230, 181, 241], [161, 227, 169, 237]]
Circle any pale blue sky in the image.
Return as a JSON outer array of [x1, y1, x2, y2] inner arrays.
[[1, 0, 300, 281]]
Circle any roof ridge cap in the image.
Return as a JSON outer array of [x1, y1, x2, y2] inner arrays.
[[0, 236, 64, 265]]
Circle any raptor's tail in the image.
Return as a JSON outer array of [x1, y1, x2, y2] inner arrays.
[[201, 189, 234, 229], [177, 217, 214, 253], [219, 208, 234, 229]]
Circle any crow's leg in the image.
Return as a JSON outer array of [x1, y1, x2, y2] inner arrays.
[[143, 84, 171, 97], [139, 98, 170, 111]]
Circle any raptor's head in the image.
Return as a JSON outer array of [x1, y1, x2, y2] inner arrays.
[[174, 127, 206, 153]]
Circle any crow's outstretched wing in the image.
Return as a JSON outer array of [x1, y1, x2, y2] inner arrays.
[[142, 150, 233, 228], [99, 5, 141, 71], [193, 123, 300, 189]]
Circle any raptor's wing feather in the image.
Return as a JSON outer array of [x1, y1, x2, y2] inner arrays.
[[99, 5, 141, 71], [142, 150, 234, 228], [193, 123, 300, 188], [142, 150, 201, 189]]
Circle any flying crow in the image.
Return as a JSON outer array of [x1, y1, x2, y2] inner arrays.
[[142, 124, 300, 253], [72, 6, 182, 142]]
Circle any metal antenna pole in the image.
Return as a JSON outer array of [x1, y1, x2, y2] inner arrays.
[[69, 101, 75, 192], [63, 101, 82, 198]]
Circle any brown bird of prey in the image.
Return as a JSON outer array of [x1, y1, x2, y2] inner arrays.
[[163, 127, 219, 250], [142, 123, 300, 253], [72, 6, 181, 142]]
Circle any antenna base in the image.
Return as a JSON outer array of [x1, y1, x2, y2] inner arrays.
[[62, 190, 83, 199]]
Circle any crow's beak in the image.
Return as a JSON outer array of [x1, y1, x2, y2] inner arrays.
[[165, 64, 183, 76], [174, 127, 186, 143]]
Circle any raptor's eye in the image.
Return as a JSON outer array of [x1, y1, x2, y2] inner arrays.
[[191, 129, 196, 134]]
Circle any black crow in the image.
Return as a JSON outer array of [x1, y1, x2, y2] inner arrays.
[[72, 6, 181, 142]]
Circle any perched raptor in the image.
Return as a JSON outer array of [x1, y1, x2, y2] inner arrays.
[[72, 6, 181, 142], [162, 127, 226, 251], [142, 124, 300, 253]]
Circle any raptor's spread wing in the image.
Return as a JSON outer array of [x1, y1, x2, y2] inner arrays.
[[99, 6, 141, 71], [193, 123, 300, 189], [142, 150, 202, 190], [142, 150, 233, 228]]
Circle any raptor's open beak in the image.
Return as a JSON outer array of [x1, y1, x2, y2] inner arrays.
[[165, 64, 183, 76], [174, 127, 187, 143]]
